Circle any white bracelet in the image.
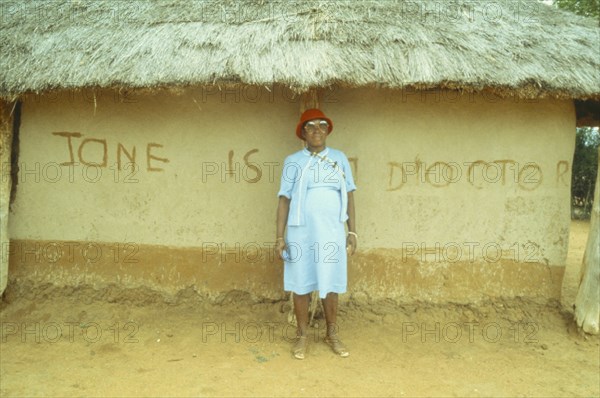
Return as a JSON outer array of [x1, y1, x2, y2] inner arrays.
[[347, 231, 358, 239]]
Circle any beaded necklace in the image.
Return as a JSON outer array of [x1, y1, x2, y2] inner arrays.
[[310, 151, 346, 179]]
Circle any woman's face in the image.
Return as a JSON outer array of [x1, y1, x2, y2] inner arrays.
[[302, 119, 330, 147]]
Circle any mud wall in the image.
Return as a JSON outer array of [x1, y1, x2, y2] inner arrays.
[[0, 100, 14, 296], [4, 86, 575, 303]]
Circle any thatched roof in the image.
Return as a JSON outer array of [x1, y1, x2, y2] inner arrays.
[[0, 0, 599, 99]]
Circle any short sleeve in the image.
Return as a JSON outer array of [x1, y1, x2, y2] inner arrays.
[[341, 154, 356, 192], [277, 157, 298, 199]]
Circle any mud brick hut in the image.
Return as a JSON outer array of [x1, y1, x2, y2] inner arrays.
[[0, 1, 599, 304]]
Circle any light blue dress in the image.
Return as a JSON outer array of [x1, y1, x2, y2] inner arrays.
[[278, 147, 357, 299]]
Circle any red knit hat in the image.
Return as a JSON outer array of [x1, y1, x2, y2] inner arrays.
[[296, 108, 333, 140]]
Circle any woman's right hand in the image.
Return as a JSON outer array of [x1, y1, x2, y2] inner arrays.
[[276, 239, 287, 260]]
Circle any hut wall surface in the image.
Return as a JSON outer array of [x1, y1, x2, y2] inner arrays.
[[6, 86, 575, 303], [0, 100, 14, 296]]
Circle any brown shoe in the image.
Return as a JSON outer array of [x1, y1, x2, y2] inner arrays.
[[324, 335, 349, 357], [293, 335, 307, 360]]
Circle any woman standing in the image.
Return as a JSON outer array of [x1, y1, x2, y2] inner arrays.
[[276, 108, 357, 359]]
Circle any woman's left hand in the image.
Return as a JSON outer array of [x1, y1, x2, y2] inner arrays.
[[346, 234, 357, 256]]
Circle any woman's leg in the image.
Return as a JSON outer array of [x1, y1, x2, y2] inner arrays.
[[321, 292, 349, 357], [292, 292, 311, 359], [293, 292, 310, 336], [321, 292, 339, 336]]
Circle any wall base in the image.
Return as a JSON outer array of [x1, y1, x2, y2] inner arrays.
[[5, 239, 565, 304]]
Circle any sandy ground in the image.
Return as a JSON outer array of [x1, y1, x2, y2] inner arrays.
[[0, 221, 598, 398]]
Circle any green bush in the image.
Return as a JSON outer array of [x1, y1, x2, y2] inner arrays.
[[572, 127, 599, 219]]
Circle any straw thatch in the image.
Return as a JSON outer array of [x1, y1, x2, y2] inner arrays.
[[0, 0, 599, 99]]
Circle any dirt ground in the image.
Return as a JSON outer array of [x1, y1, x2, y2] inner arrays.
[[0, 221, 598, 398]]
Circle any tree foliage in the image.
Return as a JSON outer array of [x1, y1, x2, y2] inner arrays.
[[572, 127, 599, 218], [554, 0, 600, 19]]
